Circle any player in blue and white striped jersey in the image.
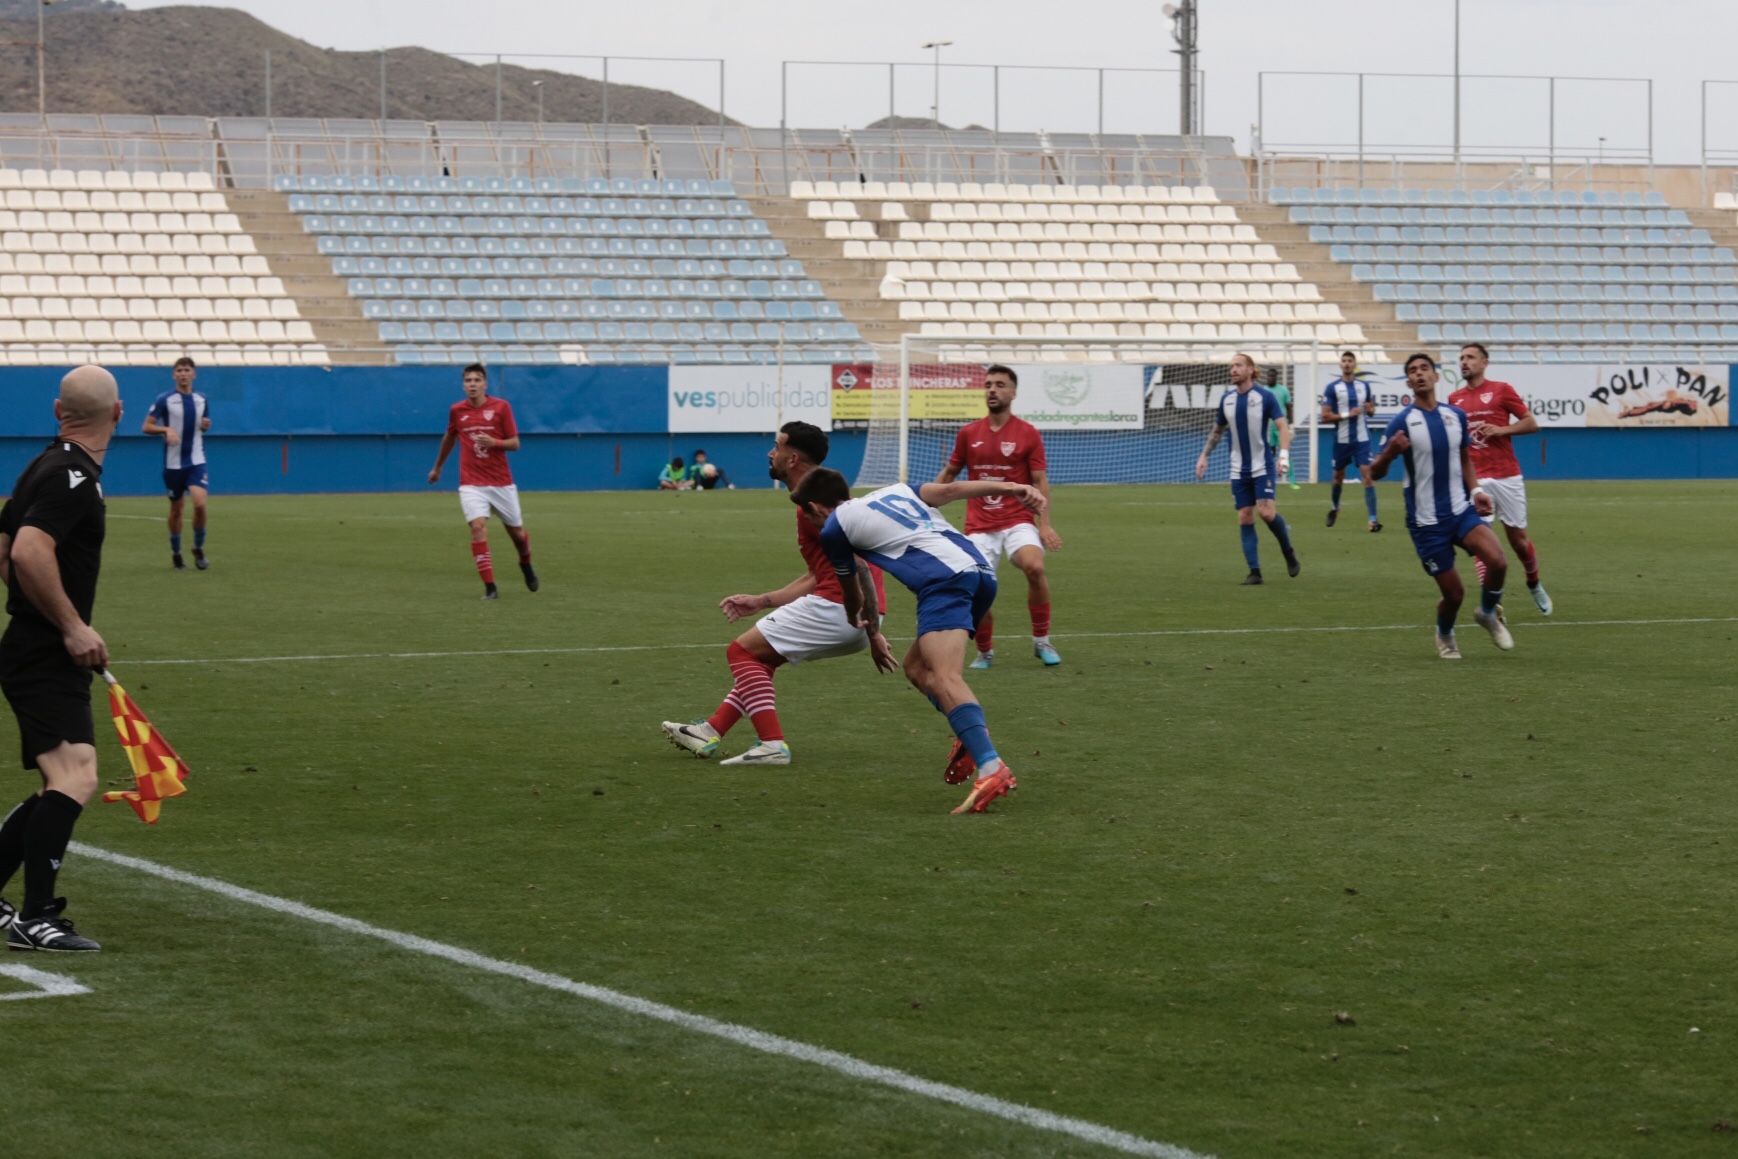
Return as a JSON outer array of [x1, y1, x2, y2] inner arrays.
[[1194, 352, 1300, 584], [140, 356, 212, 571], [1321, 350, 1382, 531], [1370, 353, 1514, 659], [789, 468, 1045, 815]]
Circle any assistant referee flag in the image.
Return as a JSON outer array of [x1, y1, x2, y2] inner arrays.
[[98, 670, 189, 824]]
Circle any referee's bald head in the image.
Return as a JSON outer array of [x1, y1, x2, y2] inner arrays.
[[57, 364, 121, 428]]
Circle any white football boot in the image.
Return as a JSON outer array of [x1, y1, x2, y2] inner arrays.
[[661, 720, 720, 758], [720, 741, 792, 767], [1472, 606, 1515, 651]]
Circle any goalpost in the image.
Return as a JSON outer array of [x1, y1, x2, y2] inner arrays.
[[847, 335, 1327, 489]]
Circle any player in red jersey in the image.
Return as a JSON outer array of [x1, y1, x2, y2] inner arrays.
[[426, 364, 538, 600], [661, 421, 894, 767], [1447, 343, 1552, 616], [935, 364, 1063, 669]]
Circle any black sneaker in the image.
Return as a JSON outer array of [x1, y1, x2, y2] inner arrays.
[[1368, 521, 1383, 533], [482, 583, 499, 601], [6, 899, 100, 953], [1285, 551, 1301, 578], [1326, 508, 1339, 528], [193, 548, 209, 570], [1241, 569, 1264, 586], [172, 553, 186, 570], [0, 897, 14, 933], [521, 561, 539, 593]]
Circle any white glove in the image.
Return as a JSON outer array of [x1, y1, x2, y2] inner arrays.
[[1277, 449, 1291, 471]]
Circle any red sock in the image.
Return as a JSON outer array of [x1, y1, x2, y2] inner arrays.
[[1029, 601, 1052, 638], [514, 531, 532, 565], [471, 539, 495, 585], [1521, 542, 1539, 585], [725, 641, 783, 742], [975, 611, 995, 654], [707, 690, 745, 736]]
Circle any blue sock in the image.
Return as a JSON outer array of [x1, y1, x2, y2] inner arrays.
[[169, 534, 182, 555], [1239, 524, 1259, 569], [1481, 586, 1503, 615], [1437, 607, 1457, 637], [194, 527, 206, 550], [1266, 514, 1294, 554], [1331, 482, 1343, 509], [945, 703, 998, 768], [1364, 486, 1378, 520]]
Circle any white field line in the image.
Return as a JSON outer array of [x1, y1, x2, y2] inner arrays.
[[116, 616, 1738, 668], [71, 843, 1206, 1159], [0, 963, 92, 1001]]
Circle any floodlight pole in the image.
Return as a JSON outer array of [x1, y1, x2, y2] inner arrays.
[[1452, 0, 1461, 165], [921, 40, 952, 130], [37, 0, 54, 119], [1167, 0, 1199, 136]]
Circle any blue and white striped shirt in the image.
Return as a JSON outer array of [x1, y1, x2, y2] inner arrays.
[[149, 390, 209, 470], [1321, 379, 1371, 446], [1214, 385, 1282, 478], [1385, 402, 1473, 527], [819, 483, 990, 593]]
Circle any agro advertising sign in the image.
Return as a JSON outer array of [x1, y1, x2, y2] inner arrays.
[[668, 365, 833, 433], [830, 363, 1144, 430], [1312, 363, 1730, 429]]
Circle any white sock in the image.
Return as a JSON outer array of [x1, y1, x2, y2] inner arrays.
[[1033, 635, 1050, 646], [978, 758, 1004, 778]]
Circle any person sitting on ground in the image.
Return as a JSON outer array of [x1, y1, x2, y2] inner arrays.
[[658, 456, 692, 491], [691, 449, 733, 490]]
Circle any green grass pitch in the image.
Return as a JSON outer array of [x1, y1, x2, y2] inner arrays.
[[3, 480, 1735, 1158]]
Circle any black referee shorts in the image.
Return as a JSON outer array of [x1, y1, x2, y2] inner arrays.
[[0, 629, 95, 771]]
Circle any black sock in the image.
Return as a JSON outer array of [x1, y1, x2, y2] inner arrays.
[[0, 793, 40, 894], [22, 790, 81, 918]]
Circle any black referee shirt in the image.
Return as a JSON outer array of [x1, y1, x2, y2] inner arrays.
[[0, 440, 106, 635]]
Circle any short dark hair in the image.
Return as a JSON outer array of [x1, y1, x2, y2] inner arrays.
[[1404, 352, 1437, 372], [1339, 350, 1357, 360], [173, 356, 196, 370], [789, 466, 851, 510], [1460, 342, 1490, 359], [984, 364, 1018, 386], [462, 362, 489, 379], [780, 420, 829, 465], [692, 449, 707, 459], [670, 456, 684, 469]]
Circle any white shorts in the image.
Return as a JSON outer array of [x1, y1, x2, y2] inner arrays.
[[968, 523, 1043, 570], [1479, 475, 1528, 529], [757, 594, 875, 664], [459, 484, 524, 527]]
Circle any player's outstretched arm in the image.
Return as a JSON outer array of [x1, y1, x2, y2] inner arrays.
[[1369, 431, 1407, 480], [720, 572, 816, 621], [918, 480, 1046, 514], [934, 462, 963, 484], [427, 430, 457, 484]]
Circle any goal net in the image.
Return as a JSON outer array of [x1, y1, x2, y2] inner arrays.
[[846, 337, 1327, 488]]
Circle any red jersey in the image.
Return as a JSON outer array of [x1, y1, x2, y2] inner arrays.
[[796, 509, 887, 612], [948, 416, 1047, 533], [1446, 379, 1528, 480], [447, 396, 518, 487]]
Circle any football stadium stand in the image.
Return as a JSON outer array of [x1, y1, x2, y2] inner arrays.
[[273, 174, 872, 366], [0, 167, 327, 366], [772, 180, 1392, 361], [1267, 186, 1738, 362]]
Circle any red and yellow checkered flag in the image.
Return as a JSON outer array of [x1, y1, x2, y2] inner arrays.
[[98, 670, 189, 825]]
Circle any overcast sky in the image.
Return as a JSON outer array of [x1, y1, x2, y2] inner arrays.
[[128, 0, 1738, 165]]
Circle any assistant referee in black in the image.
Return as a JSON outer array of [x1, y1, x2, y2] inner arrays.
[[0, 365, 119, 954]]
